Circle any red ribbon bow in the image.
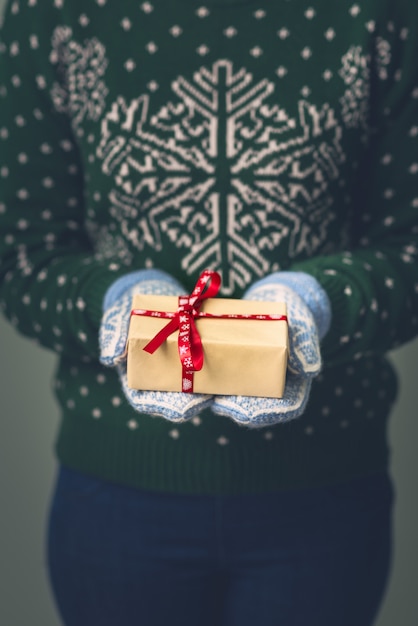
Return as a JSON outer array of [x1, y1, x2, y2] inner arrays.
[[130, 270, 287, 393]]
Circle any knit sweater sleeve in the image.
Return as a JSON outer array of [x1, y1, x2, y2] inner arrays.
[[0, 0, 127, 359], [292, 3, 418, 366]]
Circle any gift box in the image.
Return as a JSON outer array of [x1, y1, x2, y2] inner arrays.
[[126, 277, 288, 398]]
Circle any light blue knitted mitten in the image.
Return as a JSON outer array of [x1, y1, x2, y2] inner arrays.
[[99, 269, 213, 421], [211, 272, 331, 427]]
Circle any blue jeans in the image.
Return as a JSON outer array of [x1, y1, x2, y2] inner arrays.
[[47, 466, 393, 626]]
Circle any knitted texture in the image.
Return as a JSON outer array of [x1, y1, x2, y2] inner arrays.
[[100, 270, 213, 421], [1, 0, 418, 493], [212, 272, 331, 426]]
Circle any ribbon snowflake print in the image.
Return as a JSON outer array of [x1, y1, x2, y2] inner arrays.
[[96, 60, 345, 294]]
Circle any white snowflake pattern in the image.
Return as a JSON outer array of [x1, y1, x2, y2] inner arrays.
[[375, 38, 391, 81], [182, 378, 193, 391], [49, 27, 108, 128], [339, 46, 370, 130], [86, 221, 134, 265], [96, 60, 345, 293]]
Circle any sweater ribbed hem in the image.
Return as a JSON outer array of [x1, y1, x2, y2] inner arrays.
[[55, 406, 390, 495]]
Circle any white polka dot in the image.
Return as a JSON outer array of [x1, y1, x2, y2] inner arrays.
[[324, 28, 336, 41], [79, 14, 90, 27], [304, 8, 316, 19], [223, 27, 237, 38], [277, 28, 290, 39], [97, 373, 106, 384], [9, 42, 19, 56], [80, 386, 89, 396], [250, 46, 263, 57], [40, 143, 53, 154], [60, 140, 73, 152], [169, 429, 180, 439], [36, 75, 46, 89], [192, 416, 202, 426], [42, 177, 55, 188], [349, 4, 361, 17], [92, 408, 102, 419], [170, 25, 182, 37], [124, 59, 136, 72], [146, 42, 158, 54], [112, 396, 122, 407], [217, 436, 229, 446], [381, 154, 393, 165], [121, 18, 132, 30], [128, 419, 139, 430], [196, 6, 210, 18], [276, 66, 288, 78]]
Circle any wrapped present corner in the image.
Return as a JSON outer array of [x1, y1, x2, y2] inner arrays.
[[126, 271, 288, 398]]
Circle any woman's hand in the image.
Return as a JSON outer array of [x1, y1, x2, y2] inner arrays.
[[211, 272, 331, 427], [99, 269, 213, 422]]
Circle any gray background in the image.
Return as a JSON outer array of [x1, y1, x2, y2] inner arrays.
[[0, 0, 417, 623]]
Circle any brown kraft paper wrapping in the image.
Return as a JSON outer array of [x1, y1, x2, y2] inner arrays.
[[127, 294, 288, 398]]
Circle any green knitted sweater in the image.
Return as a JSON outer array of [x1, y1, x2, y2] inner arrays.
[[1, 0, 418, 494]]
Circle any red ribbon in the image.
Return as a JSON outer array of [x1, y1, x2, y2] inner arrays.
[[130, 270, 287, 393]]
